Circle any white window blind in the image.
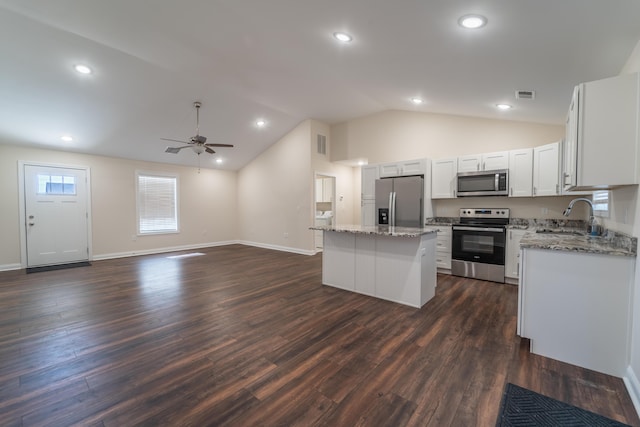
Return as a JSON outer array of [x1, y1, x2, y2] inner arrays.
[[137, 172, 179, 234], [592, 190, 610, 218]]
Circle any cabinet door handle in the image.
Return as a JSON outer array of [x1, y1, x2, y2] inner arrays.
[[533, 187, 536, 196], [483, 161, 486, 171], [556, 184, 559, 194], [510, 187, 513, 196], [477, 163, 480, 171]]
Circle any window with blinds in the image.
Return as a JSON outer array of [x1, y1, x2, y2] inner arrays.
[[592, 190, 610, 218], [136, 172, 179, 234]]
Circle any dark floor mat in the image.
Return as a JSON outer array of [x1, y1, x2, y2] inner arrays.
[[496, 383, 630, 426], [26, 261, 91, 274]]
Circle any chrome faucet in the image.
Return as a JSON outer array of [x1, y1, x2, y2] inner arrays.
[[563, 198, 602, 236]]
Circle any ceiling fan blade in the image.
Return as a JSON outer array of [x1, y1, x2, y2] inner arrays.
[[205, 147, 215, 154], [204, 143, 234, 148], [161, 137, 191, 144], [165, 146, 191, 154]]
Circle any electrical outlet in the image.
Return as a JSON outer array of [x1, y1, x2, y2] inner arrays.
[[284, 232, 289, 239], [541, 207, 548, 215], [131, 234, 137, 241]]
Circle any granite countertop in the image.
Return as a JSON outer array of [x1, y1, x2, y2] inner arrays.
[[310, 224, 436, 238], [425, 216, 637, 257], [519, 229, 637, 257]]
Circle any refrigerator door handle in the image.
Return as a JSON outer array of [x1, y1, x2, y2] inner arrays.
[[388, 192, 393, 226], [391, 192, 397, 226]]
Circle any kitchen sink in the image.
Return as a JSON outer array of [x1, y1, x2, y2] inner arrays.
[[535, 229, 585, 236]]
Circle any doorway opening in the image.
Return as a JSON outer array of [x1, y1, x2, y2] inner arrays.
[[314, 174, 336, 251]]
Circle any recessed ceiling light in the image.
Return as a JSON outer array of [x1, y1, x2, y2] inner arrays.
[[357, 161, 365, 166], [256, 119, 266, 127], [333, 32, 353, 43], [458, 14, 487, 29], [411, 97, 424, 105], [74, 64, 92, 74], [496, 103, 512, 110], [216, 158, 223, 164], [60, 135, 73, 142]]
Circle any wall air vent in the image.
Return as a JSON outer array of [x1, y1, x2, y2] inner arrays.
[[515, 90, 536, 100], [317, 134, 327, 155]]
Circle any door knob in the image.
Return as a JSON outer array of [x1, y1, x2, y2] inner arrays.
[[29, 222, 35, 226]]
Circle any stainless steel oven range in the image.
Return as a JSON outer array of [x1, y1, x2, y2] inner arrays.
[[451, 208, 509, 283]]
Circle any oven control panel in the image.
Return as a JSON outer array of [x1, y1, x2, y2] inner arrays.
[[459, 208, 510, 219]]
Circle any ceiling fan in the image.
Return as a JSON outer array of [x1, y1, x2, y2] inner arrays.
[[162, 101, 234, 155]]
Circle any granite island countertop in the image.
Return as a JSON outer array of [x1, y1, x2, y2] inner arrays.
[[310, 224, 436, 238]]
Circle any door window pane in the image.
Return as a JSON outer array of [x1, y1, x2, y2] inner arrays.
[[37, 174, 77, 195]]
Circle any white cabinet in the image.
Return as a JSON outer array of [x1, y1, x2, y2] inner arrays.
[[361, 165, 379, 226], [533, 142, 561, 196], [379, 159, 426, 178], [505, 229, 527, 280], [431, 158, 458, 199], [519, 247, 634, 376], [564, 72, 640, 190], [423, 225, 452, 270], [508, 149, 533, 197], [458, 151, 509, 173]]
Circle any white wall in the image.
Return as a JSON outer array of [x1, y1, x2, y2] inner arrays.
[[310, 120, 356, 226], [331, 109, 579, 220], [237, 120, 314, 253], [0, 142, 237, 268], [615, 39, 640, 407], [331, 110, 564, 164]]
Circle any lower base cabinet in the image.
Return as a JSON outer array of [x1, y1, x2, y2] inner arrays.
[[518, 247, 634, 377]]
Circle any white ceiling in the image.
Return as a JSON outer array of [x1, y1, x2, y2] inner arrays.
[[1, 1, 639, 171]]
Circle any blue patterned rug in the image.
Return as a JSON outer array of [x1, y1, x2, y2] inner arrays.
[[496, 383, 630, 426]]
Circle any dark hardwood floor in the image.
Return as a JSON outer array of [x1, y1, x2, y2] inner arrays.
[[0, 244, 637, 426]]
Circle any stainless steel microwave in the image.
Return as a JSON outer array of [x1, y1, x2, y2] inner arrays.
[[457, 169, 508, 197]]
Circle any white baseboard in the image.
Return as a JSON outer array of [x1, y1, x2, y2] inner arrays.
[[236, 240, 316, 256], [93, 240, 238, 261], [0, 263, 22, 272], [624, 365, 640, 419], [93, 240, 316, 261]]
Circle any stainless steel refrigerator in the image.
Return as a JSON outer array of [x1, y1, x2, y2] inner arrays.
[[375, 176, 423, 227]]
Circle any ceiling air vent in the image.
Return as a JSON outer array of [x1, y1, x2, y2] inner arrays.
[[317, 134, 327, 155], [515, 90, 536, 100]]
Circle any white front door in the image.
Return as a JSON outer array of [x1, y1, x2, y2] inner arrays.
[[24, 164, 90, 267]]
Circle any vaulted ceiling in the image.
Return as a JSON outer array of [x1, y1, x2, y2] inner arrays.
[[1, 1, 639, 170]]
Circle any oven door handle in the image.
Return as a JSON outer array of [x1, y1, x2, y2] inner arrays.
[[453, 226, 505, 233]]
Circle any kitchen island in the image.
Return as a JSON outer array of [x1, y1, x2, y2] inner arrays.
[[311, 225, 437, 308]]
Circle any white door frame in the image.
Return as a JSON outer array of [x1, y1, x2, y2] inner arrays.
[[18, 160, 93, 268]]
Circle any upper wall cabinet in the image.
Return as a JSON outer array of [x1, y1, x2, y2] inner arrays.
[[432, 158, 458, 199], [379, 159, 426, 178], [533, 142, 561, 196], [458, 151, 509, 173], [508, 148, 533, 197], [564, 72, 640, 190]]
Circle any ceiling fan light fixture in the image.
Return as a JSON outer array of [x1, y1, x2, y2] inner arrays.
[[192, 145, 205, 155]]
